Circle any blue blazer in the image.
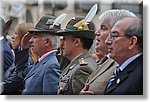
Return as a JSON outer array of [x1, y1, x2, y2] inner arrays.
[[1, 38, 14, 74], [22, 51, 60, 95], [104, 55, 143, 95]]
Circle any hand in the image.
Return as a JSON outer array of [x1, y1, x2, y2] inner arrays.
[[21, 32, 33, 50], [79, 83, 95, 95]]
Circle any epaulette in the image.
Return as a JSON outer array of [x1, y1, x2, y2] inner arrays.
[[79, 58, 88, 66]]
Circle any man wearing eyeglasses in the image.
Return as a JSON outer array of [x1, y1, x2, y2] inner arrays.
[[104, 17, 143, 95]]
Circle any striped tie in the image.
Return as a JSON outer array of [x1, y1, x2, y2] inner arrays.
[[106, 66, 120, 89]]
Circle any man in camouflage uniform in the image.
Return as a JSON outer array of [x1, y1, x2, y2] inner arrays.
[[57, 16, 97, 95]]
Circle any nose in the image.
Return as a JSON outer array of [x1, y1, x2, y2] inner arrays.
[[29, 37, 33, 44], [105, 36, 112, 45], [95, 28, 101, 36], [60, 40, 64, 47], [11, 34, 15, 39]]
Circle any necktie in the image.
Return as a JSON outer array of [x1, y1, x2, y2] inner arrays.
[[106, 66, 120, 89]]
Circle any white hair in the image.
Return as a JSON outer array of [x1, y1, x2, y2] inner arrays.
[[99, 9, 137, 27], [49, 35, 59, 49], [43, 33, 59, 49]]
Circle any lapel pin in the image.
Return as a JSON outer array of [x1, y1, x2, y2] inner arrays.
[[117, 78, 120, 84]]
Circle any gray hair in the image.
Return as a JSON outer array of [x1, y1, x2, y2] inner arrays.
[[99, 9, 137, 27], [125, 18, 143, 51]]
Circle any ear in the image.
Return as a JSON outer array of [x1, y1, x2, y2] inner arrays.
[[128, 36, 138, 49], [75, 38, 80, 47], [44, 38, 51, 47]]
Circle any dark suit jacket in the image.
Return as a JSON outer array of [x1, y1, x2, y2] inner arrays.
[[1, 38, 14, 74], [104, 55, 143, 95], [1, 49, 30, 95]]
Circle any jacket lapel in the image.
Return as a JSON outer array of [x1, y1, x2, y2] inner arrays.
[[88, 59, 115, 84], [105, 54, 143, 94], [24, 62, 44, 80], [62, 62, 78, 76], [24, 52, 54, 80]]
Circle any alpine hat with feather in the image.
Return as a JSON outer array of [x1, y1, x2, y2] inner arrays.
[[57, 4, 98, 40], [29, 14, 67, 34]]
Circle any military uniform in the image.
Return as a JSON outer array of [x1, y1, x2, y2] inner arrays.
[[58, 51, 97, 95], [56, 5, 98, 95]]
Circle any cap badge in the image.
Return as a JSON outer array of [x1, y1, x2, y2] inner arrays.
[[73, 19, 89, 30], [46, 19, 54, 25], [46, 19, 54, 29]]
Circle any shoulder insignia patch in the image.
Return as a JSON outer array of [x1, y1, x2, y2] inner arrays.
[[79, 58, 88, 66]]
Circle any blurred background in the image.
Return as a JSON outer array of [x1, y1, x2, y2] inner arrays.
[[0, 0, 143, 52]]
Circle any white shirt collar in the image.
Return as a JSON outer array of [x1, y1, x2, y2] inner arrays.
[[0, 36, 4, 41]]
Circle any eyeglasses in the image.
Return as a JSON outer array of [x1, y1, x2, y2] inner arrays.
[[108, 32, 127, 40]]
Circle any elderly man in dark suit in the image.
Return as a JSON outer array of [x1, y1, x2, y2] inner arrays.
[[104, 17, 143, 95]]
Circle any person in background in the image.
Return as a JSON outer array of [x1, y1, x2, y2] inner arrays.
[[1, 23, 38, 95], [4, 23, 38, 79], [56, 36, 70, 72], [80, 9, 137, 95], [11, 23, 39, 65], [0, 17, 14, 75], [104, 17, 142, 95]]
